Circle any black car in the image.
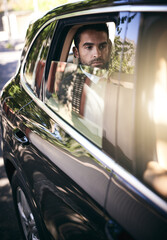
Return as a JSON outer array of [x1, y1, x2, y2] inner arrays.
[[1, 0, 167, 239]]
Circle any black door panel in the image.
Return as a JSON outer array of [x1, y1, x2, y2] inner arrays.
[[106, 171, 167, 240], [11, 98, 111, 240]]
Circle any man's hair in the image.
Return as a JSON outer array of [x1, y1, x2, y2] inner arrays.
[[74, 23, 109, 49]]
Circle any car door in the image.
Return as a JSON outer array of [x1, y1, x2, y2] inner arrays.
[[105, 9, 167, 240], [14, 9, 134, 240], [42, 9, 135, 239]]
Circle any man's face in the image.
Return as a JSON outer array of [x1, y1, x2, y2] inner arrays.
[[74, 29, 110, 68]]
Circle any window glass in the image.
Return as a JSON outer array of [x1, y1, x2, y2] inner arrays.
[[116, 13, 140, 172], [102, 13, 129, 157], [144, 29, 167, 200], [137, 15, 167, 200], [45, 17, 128, 148], [24, 22, 56, 95], [46, 62, 107, 146]]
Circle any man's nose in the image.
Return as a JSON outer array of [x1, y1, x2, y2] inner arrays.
[[93, 46, 101, 58]]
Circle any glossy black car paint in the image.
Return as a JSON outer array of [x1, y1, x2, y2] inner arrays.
[[1, 1, 167, 240], [1, 75, 111, 240]]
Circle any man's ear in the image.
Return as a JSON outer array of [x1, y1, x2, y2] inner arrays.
[[73, 46, 79, 58]]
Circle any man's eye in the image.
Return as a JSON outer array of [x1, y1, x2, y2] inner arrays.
[[86, 46, 92, 50], [100, 44, 107, 50]]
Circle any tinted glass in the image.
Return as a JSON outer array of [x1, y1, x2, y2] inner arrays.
[[46, 62, 107, 146], [102, 13, 129, 157], [116, 13, 140, 172], [24, 22, 55, 95], [136, 14, 167, 200]]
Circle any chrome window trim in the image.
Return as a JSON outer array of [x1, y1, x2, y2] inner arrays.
[[21, 3, 167, 216], [52, 5, 167, 20], [127, 5, 167, 12], [52, 4, 167, 19]]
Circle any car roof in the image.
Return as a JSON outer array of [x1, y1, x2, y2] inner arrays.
[[42, 0, 167, 23], [22, 0, 167, 59], [43, 0, 167, 21], [53, 0, 167, 13], [52, 0, 167, 13]]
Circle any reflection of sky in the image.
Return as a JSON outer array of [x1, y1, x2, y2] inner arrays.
[[126, 13, 140, 43], [112, 12, 140, 44], [118, 12, 128, 41]]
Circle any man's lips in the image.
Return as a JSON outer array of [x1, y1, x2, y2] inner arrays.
[[91, 61, 103, 66]]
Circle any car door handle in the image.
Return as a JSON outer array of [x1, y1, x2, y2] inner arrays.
[[13, 129, 29, 144]]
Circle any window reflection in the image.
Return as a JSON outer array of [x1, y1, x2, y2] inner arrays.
[[151, 31, 167, 171], [142, 22, 167, 200], [45, 17, 130, 152], [116, 13, 140, 172], [45, 62, 108, 147], [24, 22, 56, 95]]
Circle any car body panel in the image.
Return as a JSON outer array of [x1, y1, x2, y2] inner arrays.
[[1, 76, 111, 239]]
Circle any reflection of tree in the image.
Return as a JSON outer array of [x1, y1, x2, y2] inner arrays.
[[24, 107, 92, 158], [117, 15, 128, 35], [21, 101, 51, 129], [25, 22, 56, 76], [23, 17, 56, 56], [109, 13, 136, 74], [1, 76, 32, 113], [117, 13, 137, 34], [122, 39, 135, 74], [128, 13, 137, 23], [110, 36, 122, 73], [109, 36, 135, 74]]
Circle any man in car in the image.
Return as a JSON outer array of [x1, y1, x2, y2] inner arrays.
[[73, 23, 111, 69], [57, 23, 111, 117]]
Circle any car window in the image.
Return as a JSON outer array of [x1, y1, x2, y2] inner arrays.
[[24, 22, 56, 97], [45, 14, 128, 148], [135, 14, 167, 200], [102, 12, 129, 158], [116, 13, 140, 172]]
